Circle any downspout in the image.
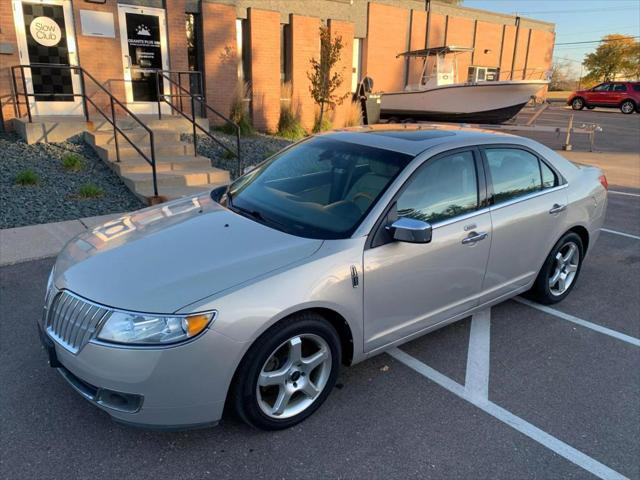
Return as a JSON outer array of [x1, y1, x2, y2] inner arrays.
[[510, 15, 520, 80]]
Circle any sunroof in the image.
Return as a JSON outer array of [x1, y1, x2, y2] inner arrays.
[[369, 130, 456, 141]]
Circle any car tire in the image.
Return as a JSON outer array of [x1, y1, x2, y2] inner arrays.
[[231, 312, 341, 430], [620, 100, 635, 114], [527, 232, 584, 305], [571, 97, 585, 110]]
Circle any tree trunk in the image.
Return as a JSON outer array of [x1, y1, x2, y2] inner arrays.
[[319, 101, 325, 130]]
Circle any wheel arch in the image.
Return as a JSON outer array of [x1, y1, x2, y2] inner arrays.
[[567, 224, 590, 254]]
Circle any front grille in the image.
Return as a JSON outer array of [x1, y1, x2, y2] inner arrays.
[[46, 291, 112, 353]]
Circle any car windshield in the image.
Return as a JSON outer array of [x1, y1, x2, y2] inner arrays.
[[223, 137, 413, 239]]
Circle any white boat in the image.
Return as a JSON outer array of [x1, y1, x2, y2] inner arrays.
[[378, 46, 549, 124]]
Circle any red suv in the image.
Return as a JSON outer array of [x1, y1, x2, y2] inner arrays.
[[567, 81, 640, 114]]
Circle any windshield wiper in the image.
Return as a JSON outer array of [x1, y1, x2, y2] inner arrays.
[[227, 196, 288, 231]]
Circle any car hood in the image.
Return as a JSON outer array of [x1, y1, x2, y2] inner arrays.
[[54, 193, 323, 313]]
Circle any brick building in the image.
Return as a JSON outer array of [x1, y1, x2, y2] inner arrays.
[[0, 0, 555, 132]]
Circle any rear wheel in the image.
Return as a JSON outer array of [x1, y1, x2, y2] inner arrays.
[[571, 97, 585, 110], [527, 232, 584, 304], [620, 100, 635, 114], [231, 312, 341, 430]]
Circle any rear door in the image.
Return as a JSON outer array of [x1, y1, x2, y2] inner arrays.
[[478, 146, 568, 303], [363, 148, 491, 351], [610, 83, 628, 105]]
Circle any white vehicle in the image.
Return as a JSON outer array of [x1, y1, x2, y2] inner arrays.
[[379, 46, 549, 124]]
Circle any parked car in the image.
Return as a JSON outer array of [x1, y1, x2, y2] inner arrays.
[[39, 127, 608, 430], [567, 81, 640, 114]]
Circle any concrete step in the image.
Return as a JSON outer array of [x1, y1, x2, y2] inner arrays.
[[92, 115, 209, 134], [94, 141, 195, 162], [12, 116, 94, 144], [109, 156, 213, 175], [122, 167, 230, 190], [85, 130, 182, 148], [134, 183, 229, 202]]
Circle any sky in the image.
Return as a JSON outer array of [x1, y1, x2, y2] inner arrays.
[[462, 0, 640, 76]]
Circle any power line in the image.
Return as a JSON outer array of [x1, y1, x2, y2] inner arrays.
[[514, 7, 638, 15], [555, 36, 640, 45]]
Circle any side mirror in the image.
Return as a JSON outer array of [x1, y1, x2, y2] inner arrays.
[[386, 217, 432, 244]]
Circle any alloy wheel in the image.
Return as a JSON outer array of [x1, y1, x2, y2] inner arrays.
[[256, 334, 332, 419], [548, 241, 580, 296], [572, 98, 584, 110], [621, 101, 634, 114]]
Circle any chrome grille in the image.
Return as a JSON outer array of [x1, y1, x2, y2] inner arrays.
[[46, 291, 112, 353]]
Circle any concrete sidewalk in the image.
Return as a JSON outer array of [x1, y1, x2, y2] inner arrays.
[[0, 213, 124, 267]]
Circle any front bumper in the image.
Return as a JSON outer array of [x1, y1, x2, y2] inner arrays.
[[38, 322, 248, 429]]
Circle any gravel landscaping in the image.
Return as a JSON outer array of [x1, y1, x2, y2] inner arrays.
[[0, 132, 144, 229], [184, 131, 293, 178]]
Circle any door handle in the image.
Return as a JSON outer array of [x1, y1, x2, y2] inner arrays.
[[549, 204, 566, 214], [462, 231, 488, 245]]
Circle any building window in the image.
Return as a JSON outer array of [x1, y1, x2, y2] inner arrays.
[[280, 24, 292, 84], [236, 18, 251, 84], [467, 66, 499, 83]]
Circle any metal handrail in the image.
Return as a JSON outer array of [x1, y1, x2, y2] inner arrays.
[[10, 64, 158, 197], [154, 69, 242, 178]]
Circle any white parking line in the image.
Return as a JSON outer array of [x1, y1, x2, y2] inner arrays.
[[601, 228, 640, 241], [465, 310, 491, 401], [388, 346, 629, 480], [515, 297, 640, 347], [609, 190, 640, 198]]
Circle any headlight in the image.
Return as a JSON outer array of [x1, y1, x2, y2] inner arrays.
[[97, 310, 216, 345]]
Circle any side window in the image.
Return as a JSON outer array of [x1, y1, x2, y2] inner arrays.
[[613, 84, 627, 92], [633, 84, 640, 92], [593, 83, 611, 92], [485, 148, 542, 203], [396, 151, 478, 224], [540, 160, 558, 189]]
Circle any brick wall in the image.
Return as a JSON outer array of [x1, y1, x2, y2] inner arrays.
[[248, 8, 280, 133], [473, 20, 502, 68], [202, 2, 238, 124], [407, 10, 426, 86], [290, 14, 320, 132], [365, 3, 409, 93], [328, 19, 354, 128], [71, 1, 124, 114], [500, 25, 517, 78], [445, 16, 474, 83], [166, 0, 188, 73]]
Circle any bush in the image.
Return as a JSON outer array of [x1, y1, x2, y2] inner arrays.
[[343, 100, 363, 127], [277, 82, 307, 141], [15, 169, 39, 186], [61, 152, 85, 172], [77, 183, 104, 198], [313, 115, 333, 133], [219, 81, 254, 136]]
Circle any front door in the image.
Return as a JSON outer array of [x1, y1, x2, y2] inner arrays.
[[117, 5, 170, 114], [363, 149, 491, 352], [12, 0, 83, 116]]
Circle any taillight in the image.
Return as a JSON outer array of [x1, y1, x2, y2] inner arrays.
[[599, 175, 608, 190]]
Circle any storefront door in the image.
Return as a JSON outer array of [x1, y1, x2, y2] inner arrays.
[[12, 0, 83, 116], [117, 5, 170, 115]]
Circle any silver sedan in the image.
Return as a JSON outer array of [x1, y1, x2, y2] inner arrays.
[[40, 126, 608, 430]]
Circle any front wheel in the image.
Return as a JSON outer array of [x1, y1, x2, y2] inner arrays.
[[620, 100, 635, 114], [527, 232, 584, 304], [231, 312, 341, 430], [571, 97, 585, 110]]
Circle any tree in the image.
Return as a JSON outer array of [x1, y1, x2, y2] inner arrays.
[[582, 34, 639, 83], [308, 25, 348, 132], [549, 58, 578, 91]]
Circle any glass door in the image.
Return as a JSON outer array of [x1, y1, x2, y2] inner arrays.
[[117, 5, 170, 114], [12, 0, 83, 116]]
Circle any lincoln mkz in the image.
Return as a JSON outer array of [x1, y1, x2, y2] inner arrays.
[[39, 126, 608, 430]]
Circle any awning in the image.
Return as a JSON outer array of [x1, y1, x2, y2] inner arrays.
[[396, 46, 475, 58]]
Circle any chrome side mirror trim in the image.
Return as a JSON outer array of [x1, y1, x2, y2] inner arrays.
[[386, 217, 432, 244]]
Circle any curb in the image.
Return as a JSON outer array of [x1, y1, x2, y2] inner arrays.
[[0, 213, 124, 267]]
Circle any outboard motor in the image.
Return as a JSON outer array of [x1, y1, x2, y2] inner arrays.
[[355, 76, 381, 125]]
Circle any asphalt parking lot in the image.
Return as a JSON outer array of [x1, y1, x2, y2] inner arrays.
[[1, 187, 638, 480], [510, 103, 640, 153]]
